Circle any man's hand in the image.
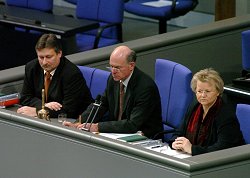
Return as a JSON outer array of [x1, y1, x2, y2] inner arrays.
[[17, 106, 37, 117], [63, 121, 81, 128], [77, 123, 99, 133], [45, 102, 62, 111], [63, 115, 99, 133]]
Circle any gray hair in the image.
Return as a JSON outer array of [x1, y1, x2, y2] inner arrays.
[[127, 50, 136, 62]]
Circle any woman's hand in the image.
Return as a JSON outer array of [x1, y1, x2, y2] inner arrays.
[[172, 137, 192, 154]]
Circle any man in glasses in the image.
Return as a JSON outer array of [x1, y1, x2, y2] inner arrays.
[[64, 45, 163, 138]]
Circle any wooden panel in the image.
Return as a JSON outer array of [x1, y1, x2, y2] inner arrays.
[[215, 0, 236, 21]]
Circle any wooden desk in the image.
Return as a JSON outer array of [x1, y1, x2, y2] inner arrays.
[[215, 0, 236, 21]]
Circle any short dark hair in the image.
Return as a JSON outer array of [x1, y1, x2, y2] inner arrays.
[[127, 50, 136, 62], [35, 34, 62, 53]]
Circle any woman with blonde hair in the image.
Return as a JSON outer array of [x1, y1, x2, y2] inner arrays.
[[169, 68, 244, 156]]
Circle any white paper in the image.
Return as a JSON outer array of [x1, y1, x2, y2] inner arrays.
[[148, 145, 191, 158], [142, 0, 179, 8], [98, 133, 191, 159]]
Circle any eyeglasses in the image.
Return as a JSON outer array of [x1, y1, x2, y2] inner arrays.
[[196, 90, 214, 95], [106, 65, 122, 72], [107, 62, 134, 72]]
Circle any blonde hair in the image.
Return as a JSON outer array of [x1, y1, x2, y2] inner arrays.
[[191, 68, 224, 95]]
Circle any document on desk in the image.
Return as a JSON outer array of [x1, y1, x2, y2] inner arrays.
[[149, 145, 191, 159], [133, 139, 191, 159], [98, 133, 147, 142], [142, 0, 179, 7], [98, 133, 191, 159]]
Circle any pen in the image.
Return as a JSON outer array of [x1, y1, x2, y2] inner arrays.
[[151, 145, 162, 149]]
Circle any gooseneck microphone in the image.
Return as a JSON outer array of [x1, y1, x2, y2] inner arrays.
[[81, 95, 102, 132]]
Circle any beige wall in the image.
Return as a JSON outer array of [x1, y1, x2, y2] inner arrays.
[[237, 0, 250, 16], [195, 0, 215, 14]]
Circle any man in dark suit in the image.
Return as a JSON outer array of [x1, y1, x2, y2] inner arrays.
[[17, 34, 93, 119], [64, 45, 163, 138]]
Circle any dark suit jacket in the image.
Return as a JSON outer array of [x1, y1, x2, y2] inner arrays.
[[169, 96, 245, 155], [20, 56, 93, 119], [82, 67, 163, 138]]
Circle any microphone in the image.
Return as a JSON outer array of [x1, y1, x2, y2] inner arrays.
[[81, 95, 102, 132]]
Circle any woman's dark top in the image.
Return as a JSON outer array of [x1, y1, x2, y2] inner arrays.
[[169, 96, 245, 156]]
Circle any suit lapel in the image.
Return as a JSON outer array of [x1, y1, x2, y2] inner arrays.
[[122, 67, 138, 117], [46, 57, 65, 98], [47, 75, 55, 97], [123, 86, 131, 113], [38, 69, 45, 94], [114, 81, 120, 118]]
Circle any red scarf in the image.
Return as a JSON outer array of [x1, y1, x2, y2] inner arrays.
[[186, 97, 222, 145]]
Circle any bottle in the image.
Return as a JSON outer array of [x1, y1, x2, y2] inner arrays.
[[0, 93, 20, 108]]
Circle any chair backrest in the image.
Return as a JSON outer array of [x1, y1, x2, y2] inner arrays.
[[236, 104, 250, 144], [77, 66, 96, 89], [64, 0, 77, 5], [155, 59, 193, 140], [174, 0, 198, 15], [6, 0, 53, 12], [90, 68, 110, 99], [242, 30, 250, 71], [76, 0, 123, 24], [76, 0, 124, 38], [124, 0, 197, 34], [77, 66, 110, 99]]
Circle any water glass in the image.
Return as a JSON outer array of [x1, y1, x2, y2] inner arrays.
[[58, 113, 67, 123]]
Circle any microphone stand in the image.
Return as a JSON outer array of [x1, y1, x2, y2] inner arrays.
[[81, 95, 102, 132]]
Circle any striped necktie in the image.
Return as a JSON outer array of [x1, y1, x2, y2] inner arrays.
[[44, 71, 51, 102], [118, 81, 125, 120]]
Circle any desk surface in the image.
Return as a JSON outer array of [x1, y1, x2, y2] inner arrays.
[[224, 83, 250, 96], [224, 83, 250, 105], [0, 4, 99, 37], [0, 108, 250, 177]]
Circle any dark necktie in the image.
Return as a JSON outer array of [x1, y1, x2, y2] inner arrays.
[[118, 81, 125, 120], [44, 71, 51, 102]]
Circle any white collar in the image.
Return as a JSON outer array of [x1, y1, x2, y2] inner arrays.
[[120, 70, 133, 91], [44, 69, 56, 77]]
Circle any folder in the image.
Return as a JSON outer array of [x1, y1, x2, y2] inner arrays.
[[117, 134, 148, 142]]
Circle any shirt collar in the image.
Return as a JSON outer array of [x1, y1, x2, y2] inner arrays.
[[44, 69, 56, 77], [120, 70, 133, 91]]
